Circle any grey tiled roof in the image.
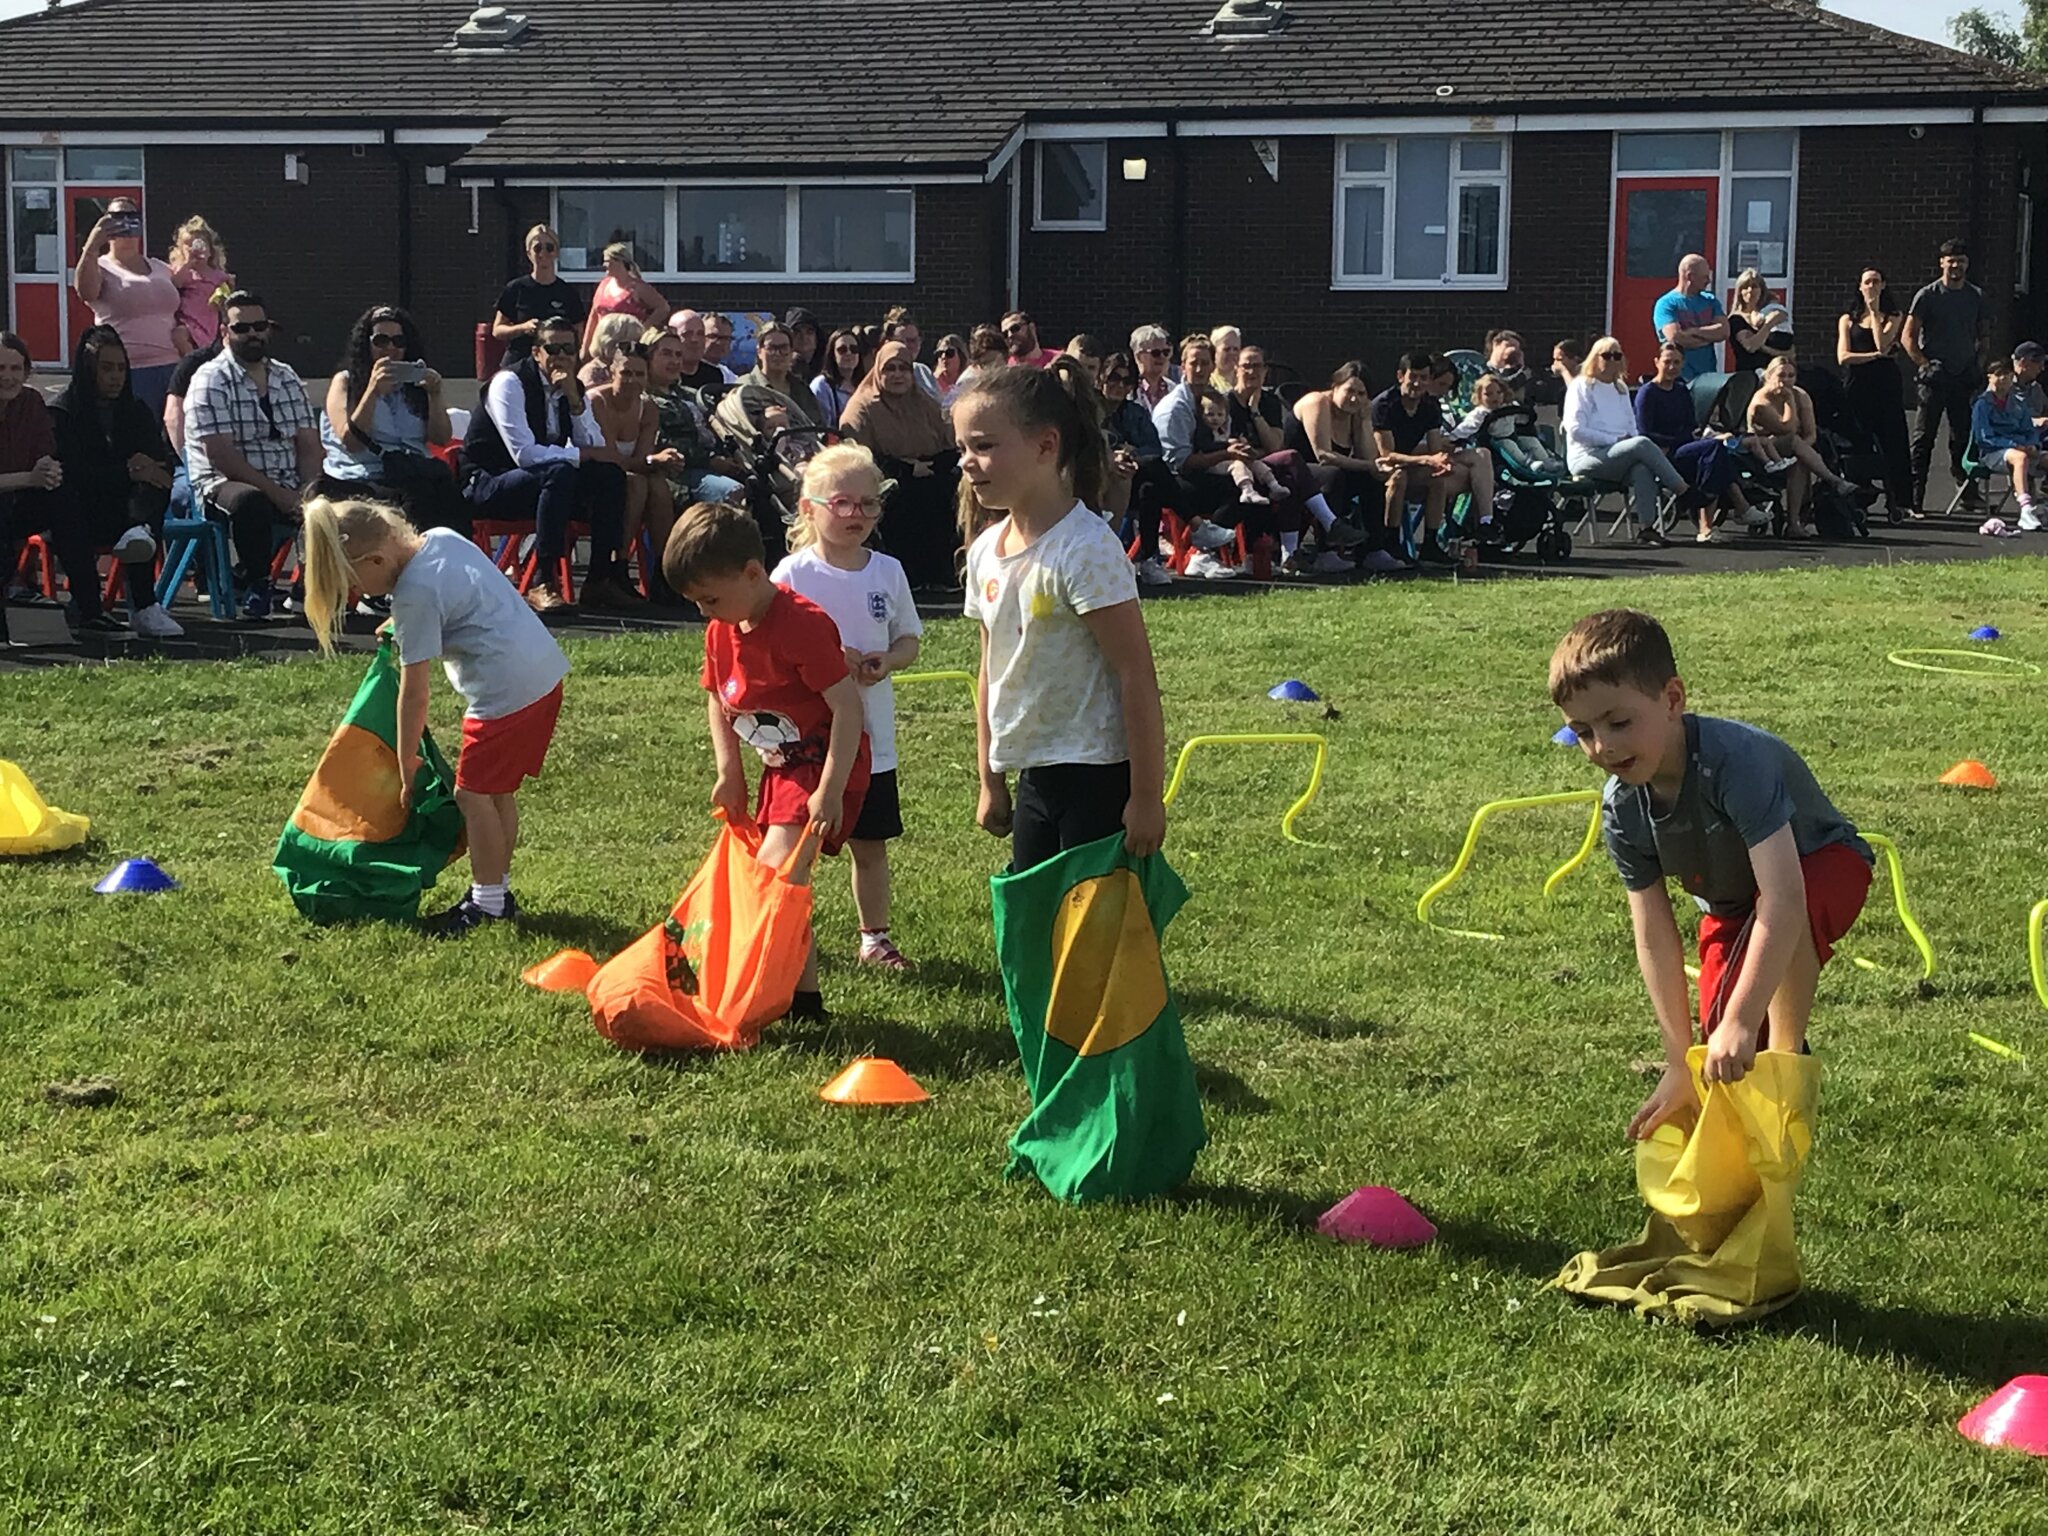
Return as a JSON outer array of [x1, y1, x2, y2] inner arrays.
[[1, 0, 2040, 172]]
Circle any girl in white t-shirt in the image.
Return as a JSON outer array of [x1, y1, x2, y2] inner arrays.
[[957, 362, 1167, 872], [770, 445, 924, 968]]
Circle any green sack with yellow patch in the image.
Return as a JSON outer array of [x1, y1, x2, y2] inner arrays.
[[991, 831, 1206, 1203], [273, 638, 465, 923]]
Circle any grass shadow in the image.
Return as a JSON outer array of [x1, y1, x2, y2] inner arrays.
[[1194, 1062, 1270, 1115], [517, 909, 646, 957], [772, 1008, 1019, 1081], [1428, 1214, 1572, 1282], [1768, 1289, 2048, 1387], [1172, 1179, 1341, 1232]]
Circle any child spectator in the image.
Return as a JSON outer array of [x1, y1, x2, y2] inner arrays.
[[664, 499, 871, 1022], [1198, 387, 1291, 507], [1453, 371, 1567, 477], [770, 444, 923, 969], [167, 216, 232, 354], [1548, 608, 1873, 1139], [1970, 354, 2042, 523], [958, 368, 1166, 871], [301, 495, 570, 936]]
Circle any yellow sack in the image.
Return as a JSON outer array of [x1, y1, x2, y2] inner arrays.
[[1555, 1046, 1818, 1327], [0, 759, 90, 856]]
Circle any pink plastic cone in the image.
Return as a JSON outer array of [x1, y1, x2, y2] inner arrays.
[[1959, 1375, 2048, 1456], [1317, 1185, 1437, 1248]]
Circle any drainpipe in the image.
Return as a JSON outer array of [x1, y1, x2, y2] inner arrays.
[[1007, 155, 1022, 313], [1168, 119, 1187, 342], [387, 130, 413, 310], [1968, 104, 1986, 260]]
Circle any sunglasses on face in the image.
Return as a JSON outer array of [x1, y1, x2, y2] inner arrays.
[[370, 333, 408, 349], [532, 242, 558, 253], [228, 320, 273, 336], [1002, 324, 1028, 337], [935, 347, 961, 358], [539, 341, 577, 356], [1141, 347, 1169, 358]]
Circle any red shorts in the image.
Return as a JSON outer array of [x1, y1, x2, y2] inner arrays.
[[756, 746, 871, 857], [1695, 839, 1874, 1045], [457, 683, 563, 795]]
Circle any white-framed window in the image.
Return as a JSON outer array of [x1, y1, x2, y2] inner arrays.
[[1333, 135, 1509, 290], [1034, 141, 1107, 230], [551, 184, 915, 283]]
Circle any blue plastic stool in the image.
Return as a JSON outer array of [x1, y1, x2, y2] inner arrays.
[[158, 469, 234, 619]]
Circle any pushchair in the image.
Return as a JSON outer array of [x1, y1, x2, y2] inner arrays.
[[1454, 402, 1579, 562], [712, 381, 833, 561]]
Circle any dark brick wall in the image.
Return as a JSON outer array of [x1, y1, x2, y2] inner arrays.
[[1794, 122, 2028, 353], [1015, 137, 1180, 351]]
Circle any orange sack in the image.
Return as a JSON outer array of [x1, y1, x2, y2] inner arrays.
[[588, 813, 820, 1052]]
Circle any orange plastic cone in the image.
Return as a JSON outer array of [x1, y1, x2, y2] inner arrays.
[[819, 1057, 929, 1105], [1939, 759, 1999, 789], [522, 949, 598, 993]]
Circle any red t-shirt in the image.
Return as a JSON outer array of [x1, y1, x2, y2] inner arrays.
[[700, 586, 857, 769], [1007, 348, 1063, 370]]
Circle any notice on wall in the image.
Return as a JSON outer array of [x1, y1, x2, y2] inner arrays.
[[1760, 241, 1786, 276], [22, 187, 50, 210], [1745, 199, 1773, 235], [33, 233, 58, 271], [1737, 239, 1763, 272]]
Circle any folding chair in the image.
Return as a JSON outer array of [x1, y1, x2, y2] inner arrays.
[[1941, 434, 2012, 519]]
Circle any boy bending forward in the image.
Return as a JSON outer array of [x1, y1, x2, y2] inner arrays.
[[1550, 609, 1873, 1139]]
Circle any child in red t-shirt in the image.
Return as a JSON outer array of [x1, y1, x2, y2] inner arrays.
[[664, 499, 871, 1021]]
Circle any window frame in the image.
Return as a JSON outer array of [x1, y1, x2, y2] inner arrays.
[[549, 183, 917, 285], [1033, 140, 1109, 231], [1331, 134, 1510, 292]]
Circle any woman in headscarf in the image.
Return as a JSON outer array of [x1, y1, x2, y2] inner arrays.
[[838, 339, 960, 588]]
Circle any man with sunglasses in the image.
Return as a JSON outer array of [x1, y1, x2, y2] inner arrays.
[[999, 311, 1061, 370], [461, 314, 637, 614], [492, 224, 586, 365], [184, 291, 323, 616]]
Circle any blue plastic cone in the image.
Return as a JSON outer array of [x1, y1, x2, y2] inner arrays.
[[1553, 725, 1579, 746], [1268, 679, 1320, 703], [1970, 625, 2002, 641], [94, 858, 178, 894]]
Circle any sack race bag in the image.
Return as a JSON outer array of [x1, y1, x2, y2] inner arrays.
[[273, 639, 466, 923], [588, 812, 819, 1052], [0, 759, 89, 856], [992, 831, 1207, 1203], [1555, 1045, 1819, 1326]]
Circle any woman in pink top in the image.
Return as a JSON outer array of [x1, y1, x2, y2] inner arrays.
[[72, 197, 183, 414], [580, 241, 669, 359]]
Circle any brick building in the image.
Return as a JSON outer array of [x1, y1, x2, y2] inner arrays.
[[3, 0, 2046, 385]]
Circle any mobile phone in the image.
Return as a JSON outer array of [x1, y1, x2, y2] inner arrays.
[[108, 212, 142, 239], [386, 359, 428, 385]]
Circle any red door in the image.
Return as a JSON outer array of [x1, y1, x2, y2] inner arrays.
[[62, 183, 144, 358], [1610, 176, 1719, 370]]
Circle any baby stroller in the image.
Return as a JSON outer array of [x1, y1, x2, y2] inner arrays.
[[713, 381, 832, 560], [1456, 402, 1579, 562]]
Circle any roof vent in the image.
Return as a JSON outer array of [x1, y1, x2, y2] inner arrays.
[[454, 6, 530, 48], [1208, 0, 1291, 38]]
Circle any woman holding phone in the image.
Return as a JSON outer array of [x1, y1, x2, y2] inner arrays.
[[72, 196, 184, 415], [315, 304, 467, 536]]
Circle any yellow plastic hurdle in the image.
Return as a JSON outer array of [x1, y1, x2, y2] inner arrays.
[[1414, 790, 1603, 941], [1849, 833, 1936, 982], [1161, 733, 1328, 846], [892, 670, 977, 689], [2029, 899, 2048, 1012]]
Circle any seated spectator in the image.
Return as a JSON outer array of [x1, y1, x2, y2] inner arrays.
[[1483, 328, 1531, 397], [1130, 323, 1177, 410], [1001, 311, 1062, 369], [882, 305, 941, 398], [839, 339, 960, 589], [1970, 354, 2043, 524], [701, 311, 742, 384], [1287, 362, 1392, 567], [1229, 344, 1360, 567], [1452, 370, 1567, 479], [185, 291, 324, 614], [811, 328, 865, 429], [317, 305, 466, 537], [493, 225, 585, 365], [588, 341, 677, 590], [1746, 352, 1867, 537], [1099, 349, 1173, 586], [738, 320, 821, 425], [162, 311, 224, 521], [1063, 332, 1107, 385], [1561, 337, 1687, 546], [1372, 349, 1489, 566], [48, 325, 182, 637], [643, 323, 749, 514], [665, 310, 730, 394], [784, 306, 824, 384], [1726, 267, 1794, 373], [1200, 388, 1289, 504], [1208, 324, 1242, 393], [1533, 337, 1586, 409], [963, 323, 1007, 389], [459, 313, 637, 613], [167, 215, 232, 355], [0, 330, 120, 640], [1654, 254, 1730, 381], [932, 332, 970, 410], [1633, 342, 1757, 544], [853, 324, 884, 386], [581, 242, 669, 359], [1153, 333, 1303, 576], [72, 197, 184, 415], [580, 311, 645, 391]]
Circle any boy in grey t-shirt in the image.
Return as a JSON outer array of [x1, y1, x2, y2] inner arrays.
[[1549, 609, 1873, 1143]]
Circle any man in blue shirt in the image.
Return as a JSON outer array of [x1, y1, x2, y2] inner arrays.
[[1652, 255, 1729, 382]]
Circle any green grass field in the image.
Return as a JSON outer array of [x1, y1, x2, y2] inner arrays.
[[3, 561, 2046, 1533]]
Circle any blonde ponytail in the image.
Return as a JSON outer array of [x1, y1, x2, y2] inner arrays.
[[301, 494, 414, 655], [791, 442, 884, 553]]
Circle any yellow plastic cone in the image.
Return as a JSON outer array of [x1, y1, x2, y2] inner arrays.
[[819, 1057, 929, 1105]]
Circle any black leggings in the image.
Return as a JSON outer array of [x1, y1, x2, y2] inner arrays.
[[878, 463, 961, 589], [67, 480, 170, 610], [1011, 760, 1131, 875], [0, 486, 98, 633], [312, 452, 472, 536], [206, 481, 291, 590]]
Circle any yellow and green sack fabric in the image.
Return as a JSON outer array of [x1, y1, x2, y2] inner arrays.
[[1556, 1045, 1818, 1326], [991, 831, 1206, 1203], [273, 639, 465, 923]]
